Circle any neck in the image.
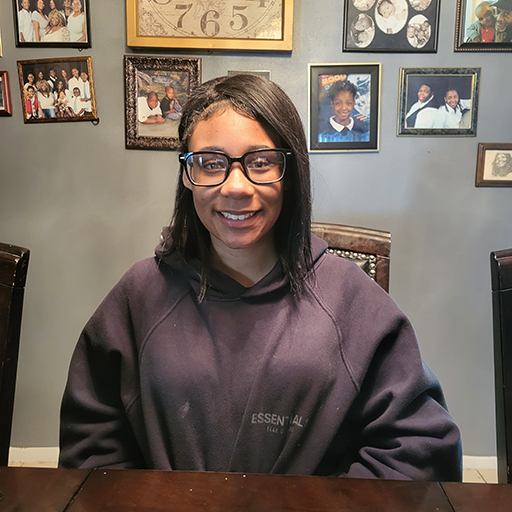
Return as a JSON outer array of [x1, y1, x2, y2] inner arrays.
[[210, 234, 278, 288]]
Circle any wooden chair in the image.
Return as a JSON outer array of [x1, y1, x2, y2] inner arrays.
[[311, 222, 391, 292], [491, 248, 512, 484], [0, 243, 30, 466]]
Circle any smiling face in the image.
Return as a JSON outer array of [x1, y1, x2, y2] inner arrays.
[[71, 0, 81, 12], [476, 4, 496, 28], [22, 0, 30, 10], [37, 0, 44, 10], [417, 85, 432, 103], [165, 87, 175, 99], [147, 93, 159, 110], [445, 90, 459, 109], [331, 90, 356, 126], [182, 107, 284, 259], [495, 153, 507, 167], [378, 0, 395, 18]]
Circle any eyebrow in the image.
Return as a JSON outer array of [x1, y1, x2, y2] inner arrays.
[[192, 144, 275, 153]]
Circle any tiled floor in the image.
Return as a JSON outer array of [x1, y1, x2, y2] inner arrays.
[[7, 460, 499, 483]]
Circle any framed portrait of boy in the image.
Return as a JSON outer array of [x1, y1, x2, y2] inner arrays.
[[397, 67, 481, 136], [343, 0, 440, 52], [124, 55, 201, 150], [309, 63, 380, 153], [0, 71, 13, 117], [475, 143, 512, 186], [14, 0, 91, 48], [17, 56, 97, 123], [455, 0, 512, 51]]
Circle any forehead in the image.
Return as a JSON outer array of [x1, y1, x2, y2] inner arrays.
[[333, 90, 355, 102]]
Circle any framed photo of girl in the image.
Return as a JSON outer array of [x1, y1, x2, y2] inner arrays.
[[475, 143, 512, 186], [0, 71, 14, 117], [14, 0, 90, 48], [397, 67, 481, 136], [124, 55, 201, 151], [455, 0, 512, 51], [343, 0, 440, 52], [308, 63, 381, 153], [17, 56, 97, 123]]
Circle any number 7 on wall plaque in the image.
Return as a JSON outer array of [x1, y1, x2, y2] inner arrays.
[[126, 0, 294, 51]]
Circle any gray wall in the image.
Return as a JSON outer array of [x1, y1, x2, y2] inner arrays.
[[1, 0, 510, 457]]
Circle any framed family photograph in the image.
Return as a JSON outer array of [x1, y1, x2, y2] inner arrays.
[[397, 67, 481, 136], [126, 0, 293, 52], [455, 0, 512, 51], [475, 143, 512, 187], [14, 0, 91, 48], [124, 55, 201, 151], [17, 56, 97, 123], [309, 63, 381, 153], [0, 71, 13, 117], [343, 0, 440, 52]]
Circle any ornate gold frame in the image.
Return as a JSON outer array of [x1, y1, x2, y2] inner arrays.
[[126, 0, 293, 51]]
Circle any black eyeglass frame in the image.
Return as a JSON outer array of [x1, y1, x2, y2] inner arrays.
[[179, 148, 294, 187]]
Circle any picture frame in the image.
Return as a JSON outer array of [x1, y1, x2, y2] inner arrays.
[[455, 0, 512, 51], [14, 0, 91, 48], [17, 56, 98, 123], [343, 0, 440, 52], [126, 0, 293, 51], [475, 143, 512, 187], [309, 63, 381, 153], [124, 55, 201, 151], [397, 67, 481, 136], [0, 28, 3, 57], [0, 71, 13, 117]]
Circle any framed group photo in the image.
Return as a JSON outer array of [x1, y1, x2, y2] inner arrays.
[[455, 0, 512, 51], [0, 71, 13, 117], [124, 55, 201, 150], [17, 56, 97, 123], [343, 0, 440, 52], [14, 0, 90, 48], [397, 67, 481, 136], [475, 143, 512, 187], [309, 63, 381, 153], [126, 0, 293, 52]]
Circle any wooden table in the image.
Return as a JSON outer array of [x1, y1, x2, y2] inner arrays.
[[1, 466, 512, 511]]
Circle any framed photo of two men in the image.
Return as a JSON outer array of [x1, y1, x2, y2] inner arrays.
[[455, 0, 512, 51], [309, 63, 381, 153], [14, 0, 91, 48], [343, 0, 440, 52], [397, 67, 481, 137]]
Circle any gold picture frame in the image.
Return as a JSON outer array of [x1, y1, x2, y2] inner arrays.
[[126, 0, 294, 51]]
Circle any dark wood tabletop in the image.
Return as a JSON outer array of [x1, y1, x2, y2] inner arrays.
[[1, 466, 512, 512]]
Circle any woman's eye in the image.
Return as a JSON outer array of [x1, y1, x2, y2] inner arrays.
[[200, 158, 226, 171]]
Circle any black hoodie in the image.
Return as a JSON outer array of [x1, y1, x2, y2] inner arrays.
[[59, 234, 462, 480]]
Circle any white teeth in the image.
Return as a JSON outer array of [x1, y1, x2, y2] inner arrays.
[[221, 212, 256, 220]]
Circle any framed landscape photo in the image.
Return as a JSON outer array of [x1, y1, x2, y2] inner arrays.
[[125, 55, 201, 151], [343, 0, 440, 52], [17, 56, 97, 123], [14, 0, 91, 48], [455, 0, 512, 51], [126, 0, 293, 51], [397, 67, 481, 136], [0, 71, 13, 116], [309, 63, 381, 153], [475, 143, 512, 187]]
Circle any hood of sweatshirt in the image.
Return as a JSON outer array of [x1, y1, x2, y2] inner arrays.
[[155, 227, 328, 301]]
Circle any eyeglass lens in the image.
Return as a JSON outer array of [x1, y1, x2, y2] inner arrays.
[[185, 150, 286, 185]]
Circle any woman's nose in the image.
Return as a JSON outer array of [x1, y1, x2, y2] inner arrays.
[[219, 163, 254, 198]]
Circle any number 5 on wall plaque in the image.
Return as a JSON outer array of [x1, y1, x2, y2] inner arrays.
[[126, 0, 294, 51]]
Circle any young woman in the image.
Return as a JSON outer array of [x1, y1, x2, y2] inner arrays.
[[59, 74, 462, 481], [32, 0, 48, 42], [67, 0, 86, 42]]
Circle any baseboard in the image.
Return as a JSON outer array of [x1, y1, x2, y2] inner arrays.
[[9, 447, 497, 472], [9, 447, 59, 464]]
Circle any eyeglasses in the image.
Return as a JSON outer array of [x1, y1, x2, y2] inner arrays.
[[179, 148, 293, 187]]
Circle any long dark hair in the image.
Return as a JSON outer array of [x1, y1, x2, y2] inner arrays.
[[165, 74, 312, 297]]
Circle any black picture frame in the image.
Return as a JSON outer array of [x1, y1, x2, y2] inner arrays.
[[309, 63, 381, 153], [17, 56, 98, 123], [455, 0, 512, 51], [14, 0, 91, 48], [124, 55, 201, 151], [476, 143, 512, 187], [397, 67, 481, 137], [343, 0, 440, 52]]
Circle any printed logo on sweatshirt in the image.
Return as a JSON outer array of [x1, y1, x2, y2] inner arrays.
[[251, 412, 308, 435]]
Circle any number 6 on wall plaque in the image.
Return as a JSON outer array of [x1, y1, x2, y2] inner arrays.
[[126, 0, 294, 51]]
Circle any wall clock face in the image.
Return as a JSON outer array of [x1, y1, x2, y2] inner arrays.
[[138, 0, 284, 40]]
